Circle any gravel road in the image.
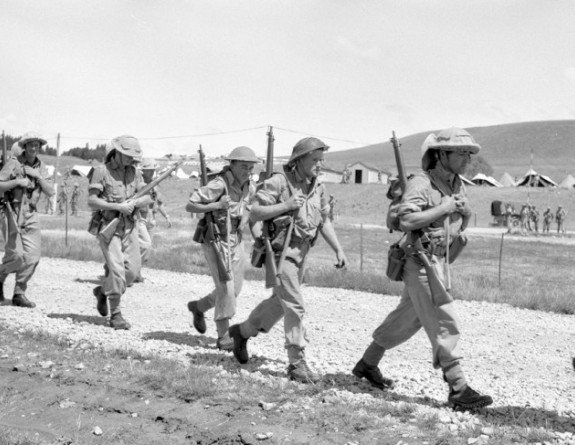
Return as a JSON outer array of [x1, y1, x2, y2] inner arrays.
[[1, 257, 574, 435]]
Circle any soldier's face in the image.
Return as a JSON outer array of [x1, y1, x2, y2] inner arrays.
[[298, 149, 325, 179], [24, 141, 40, 160], [230, 161, 255, 184], [442, 150, 472, 175], [142, 169, 155, 182]]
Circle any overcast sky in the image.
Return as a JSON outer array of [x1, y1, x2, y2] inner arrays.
[[1, 0, 575, 158]]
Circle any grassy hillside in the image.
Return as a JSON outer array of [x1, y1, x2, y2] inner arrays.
[[324, 120, 575, 182]]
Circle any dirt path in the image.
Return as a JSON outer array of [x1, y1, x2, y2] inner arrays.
[[0, 257, 574, 443]]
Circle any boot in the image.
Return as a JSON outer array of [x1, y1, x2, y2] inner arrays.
[[216, 333, 234, 351], [287, 360, 320, 384], [0, 282, 4, 303], [133, 275, 145, 284], [229, 324, 249, 364], [448, 384, 493, 410], [187, 300, 206, 334], [352, 359, 394, 390], [110, 312, 131, 330], [93, 286, 108, 317], [12, 294, 36, 308]]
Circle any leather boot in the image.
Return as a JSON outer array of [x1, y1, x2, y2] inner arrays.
[[287, 360, 320, 384], [216, 333, 234, 351], [110, 312, 131, 330], [229, 324, 249, 364], [448, 385, 493, 410], [352, 359, 394, 390], [93, 286, 108, 317], [187, 300, 206, 334], [0, 282, 4, 303], [12, 294, 36, 308]]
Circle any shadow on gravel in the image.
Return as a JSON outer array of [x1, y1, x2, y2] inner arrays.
[[73, 277, 101, 285], [143, 331, 215, 348], [48, 313, 108, 326], [477, 406, 574, 434]]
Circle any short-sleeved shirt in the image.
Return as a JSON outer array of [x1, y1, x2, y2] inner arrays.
[[0, 154, 44, 215], [254, 165, 329, 244], [397, 164, 466, 248], [189, 168, 255, 221]]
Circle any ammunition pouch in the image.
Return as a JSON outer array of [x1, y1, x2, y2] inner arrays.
[[193, 217, 209, 244], [88, 211, 104, 236], [194, 213, 241, 244], [386, 242, 406, 282], [269, 214, 293, 251]]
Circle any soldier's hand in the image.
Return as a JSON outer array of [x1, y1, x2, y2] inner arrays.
[[166, 217, 172, 228], [454, 195, 472, 216], [286, 194, 305, 211], [16, 178, 31, 188], [23, 166, 41, 179], [441, 196, 458, 214], [335, 250, 347, 270], [218, 195, 231, 210], [117, 200, 136, 215]]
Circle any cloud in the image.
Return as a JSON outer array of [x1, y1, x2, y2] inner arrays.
[[335, 36, 380, 61], [564, 67, 575, 82]]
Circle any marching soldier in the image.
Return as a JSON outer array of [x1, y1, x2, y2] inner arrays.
[[353, 128, 492, 410], [542, 207, 553, 233], [134, 158, 171, 283], [88, 135, 152, 330], [57, 183, 68, 215], [228, 137, 347, 383], [530, 205, 540, 233], [0, 131, 55, 307], [186, 146, 259, 350], [556, 205, 566, 234]]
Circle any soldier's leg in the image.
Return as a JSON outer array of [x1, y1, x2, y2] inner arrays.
[[136, 220, 152, 279], [99, 236, 126, 315], [0, 213, 25, 281], [122, 226, 141, 287], [13, 216, 42, 297]]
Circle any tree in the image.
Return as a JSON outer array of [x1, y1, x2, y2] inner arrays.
[[465, 155, 493, 179]]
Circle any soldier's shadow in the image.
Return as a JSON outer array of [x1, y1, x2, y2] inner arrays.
[[73, 277, 101, 286], [323, 372, 574, 433], [48, 312, 108, 326]]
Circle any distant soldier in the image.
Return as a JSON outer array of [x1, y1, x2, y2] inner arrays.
[[328, 194, 337, 222], [134, 158, 171, 283], [542, 207, 554, 233], [556, 206, 566, 233], [342, 165, 351, 184], [505, 203, 515, 233], [186, 146, 259, 351], [0, 131, 55, 307], [520, 204, 530, 235], [70, 183, 80, 216], [57, 184, 68, 215], [530, 205, 540, 233]]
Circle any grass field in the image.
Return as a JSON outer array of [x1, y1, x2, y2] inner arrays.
[[38, 176, 575, 315]]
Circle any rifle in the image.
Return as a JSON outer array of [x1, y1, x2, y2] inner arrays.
[[261, 126, 280, 288], [98, 161, 182, 244], [197, 145, 232, 282], [390, 131, 451, 306]]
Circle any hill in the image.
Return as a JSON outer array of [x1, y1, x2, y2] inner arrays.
[[324, 120, 575, 182]]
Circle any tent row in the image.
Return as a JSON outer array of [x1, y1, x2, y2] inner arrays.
[[469, 169, 575, 189]]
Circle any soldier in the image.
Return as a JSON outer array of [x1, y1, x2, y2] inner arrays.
[[134, 158, 171, 283], [186, 147, 259, 350], [520, 204, 530, 235], [0, 131, 55, 307], [70, 183, 80, 216], [530, 205, 540, 233], [542, 207, 554, 233], [228, 137, 347, 383], [556, 205, 566, 233], [352, 128, 492, 410], [328, 194, 337, 222], [88, 135, 152, 330], [505, 203, 514, 233], [57, 183, 68, 215]]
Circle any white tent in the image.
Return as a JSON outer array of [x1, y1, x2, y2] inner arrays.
[[174, 167, 189, 179], [516, 168, 557, 187], [70, 165, 93, 177], [559, 174, 575, 189], [471, 173, 503, 187], [190, 171, 199, 178], [499, 172, 516, 187]]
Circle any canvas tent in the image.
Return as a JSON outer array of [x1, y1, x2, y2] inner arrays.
[[70, 165, 93, 177], [174, 167, 189, 179], [499, 172, 516, 187], [516, 168, 557, 187], [559, 174, 575, 189], [471, 173, 503, 187]]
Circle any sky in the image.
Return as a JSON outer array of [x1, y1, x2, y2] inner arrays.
[[1, 0, 575, 159]]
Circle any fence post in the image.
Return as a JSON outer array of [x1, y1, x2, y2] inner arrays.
[[360, 223, 364, 273], [498, 232, 504, 286]]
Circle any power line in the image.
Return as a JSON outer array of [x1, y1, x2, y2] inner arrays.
[[273, 126, 376, 146]]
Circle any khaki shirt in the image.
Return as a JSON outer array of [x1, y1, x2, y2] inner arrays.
[[255, 166, 329, 265], [189, 169, 255, 221], [0, 154, 44, 216], [397, 164, 466, 249]]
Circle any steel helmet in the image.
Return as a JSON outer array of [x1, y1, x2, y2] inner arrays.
[[421, 128, 480, 170], [18, 131, 47, 148], [109, 135, 143, 159], [224, 146, 261, 163], [288, 137, 329, 164], [140, 158, 158, 170]]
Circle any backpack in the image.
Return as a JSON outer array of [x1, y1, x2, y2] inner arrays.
[[386, 174, 414, 232]]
